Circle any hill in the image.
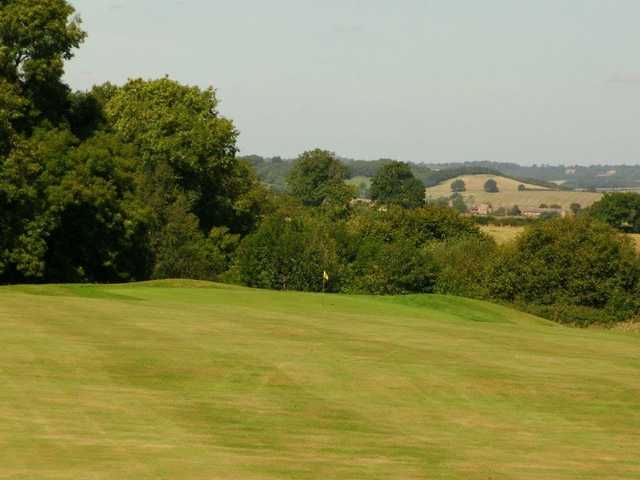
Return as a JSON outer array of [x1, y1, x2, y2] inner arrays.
[[1, 282, 638, 479], [426, 174, 603, 210]]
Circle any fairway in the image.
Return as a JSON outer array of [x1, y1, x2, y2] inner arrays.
[[1, 282, 639, 479], [425, 174, 603, 210]]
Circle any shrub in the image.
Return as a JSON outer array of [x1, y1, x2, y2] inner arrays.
[[429, 236, 498, 298], [236, 211, 342, 292], [587, 192, 640, 233], [345, 238, 437, 295], [487, 217, 640, 323]]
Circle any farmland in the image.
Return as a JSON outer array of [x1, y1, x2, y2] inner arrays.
[[425, 174, 603, 210], [1, 281, 639, 479]]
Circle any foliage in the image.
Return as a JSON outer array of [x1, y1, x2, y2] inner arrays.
[[236, 211, 343, 292], [430, 236, 498, 298], [370, 161, 425, 208], [345, 238, 437, 294], [487, 217, 640, 322], [451, 179, 466, 192], [484, 178, 499, 193], [0, 129, 149, 282], [286, 149, 352, 207], [570, 202, 582, 215], [587, 192, 640, 233], [0, 0, 86, 129], [450, 193, 468, 213]]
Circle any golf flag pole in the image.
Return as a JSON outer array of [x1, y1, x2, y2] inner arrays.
[[322, 270, 329, 294]]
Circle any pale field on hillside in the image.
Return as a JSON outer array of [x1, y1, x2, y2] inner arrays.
[[426, 174, 603, 210]]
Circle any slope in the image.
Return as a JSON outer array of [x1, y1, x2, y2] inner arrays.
[[0, 282, 638, 479]]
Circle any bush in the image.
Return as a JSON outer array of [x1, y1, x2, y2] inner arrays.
[[236, 211, 342, 292], [429, 236, 498, 298], [347, 205, 482, 247], [345, 238, 437, 295], [587, 192, 640, 233], [487, 217, 640, 324]]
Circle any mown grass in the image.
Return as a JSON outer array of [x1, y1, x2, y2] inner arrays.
[[0, 282, 639, 479]]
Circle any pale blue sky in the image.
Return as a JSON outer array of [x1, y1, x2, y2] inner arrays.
[[66, 0, 640, 164]]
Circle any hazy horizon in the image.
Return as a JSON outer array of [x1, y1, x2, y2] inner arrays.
[[66, 0, 640, 166]]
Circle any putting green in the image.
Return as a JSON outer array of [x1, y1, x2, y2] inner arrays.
[[0, 281, 638, 479]]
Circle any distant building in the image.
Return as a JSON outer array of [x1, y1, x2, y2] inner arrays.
[[470, 203, 493, 216], [521, 207, 566, 219]]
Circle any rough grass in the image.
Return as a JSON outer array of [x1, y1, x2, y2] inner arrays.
[[1, 282, 639, 479], [426, 174, 603, 210]]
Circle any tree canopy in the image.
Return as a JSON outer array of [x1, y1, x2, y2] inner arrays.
[[370, 161, 425, 208], [451, 179, 466, 192], [587, 192, 640, 233], [484, 178, 499, 193], [286, 149, 352, 207]]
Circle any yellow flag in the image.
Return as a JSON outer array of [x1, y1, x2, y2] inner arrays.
[[323, 271, 329, 282]]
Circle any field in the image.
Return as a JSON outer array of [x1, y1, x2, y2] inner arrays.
[[479, 225, 526, 244], [1, 282, 639, 479], [426, 174, 603, 210]]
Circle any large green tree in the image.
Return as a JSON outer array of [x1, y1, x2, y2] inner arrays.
[[286, 149, 352, 206], [587, 192, 640, 233], [105, 78, 263, 234], [0, 0, 86, 132], [369, 161, 425, 208]]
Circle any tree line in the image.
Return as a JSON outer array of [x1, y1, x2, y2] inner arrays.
[[2, 0, 640, 327]]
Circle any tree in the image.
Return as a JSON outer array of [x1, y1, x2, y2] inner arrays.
[[451, 179, 466, 192], [488, 217, 640, 323], [105, 78, 259, 234], [484, 178, 499, 193], [237, 211, 342, 292], [587, 193, 640, 233], [570, 203, 582, 216], [509, 205, 522, 216], [286, 149, 351, 207], [539, 203, 548, 208], [518, 184, 526, 191], [0, 0, 86, 130], [370, 161, 424, 208], [450, 193, 468, 213], [0, 129, 150, 283]]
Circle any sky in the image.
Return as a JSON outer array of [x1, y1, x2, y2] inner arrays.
[[65, 0, 640, 165]]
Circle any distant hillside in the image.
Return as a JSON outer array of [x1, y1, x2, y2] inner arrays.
[[424, 161, 640, 190], [426, 174, 602, 210], [243, 155, 640, 193]]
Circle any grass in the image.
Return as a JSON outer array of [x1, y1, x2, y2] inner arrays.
[[1, 281, 639, 479], [426, 174, 603, 210]]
